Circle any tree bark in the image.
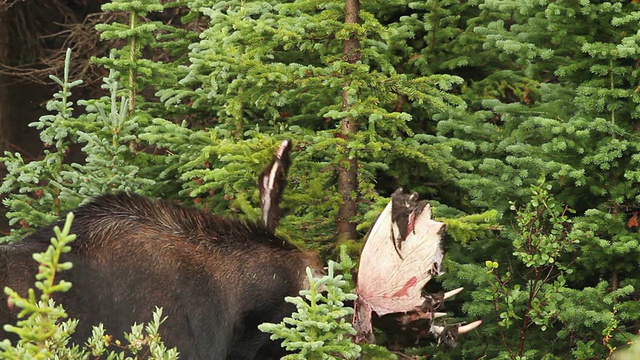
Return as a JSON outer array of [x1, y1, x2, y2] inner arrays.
[[336, 0, 361, 241]]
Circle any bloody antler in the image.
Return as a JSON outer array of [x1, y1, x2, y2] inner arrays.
[[353, 189, 481, 344]]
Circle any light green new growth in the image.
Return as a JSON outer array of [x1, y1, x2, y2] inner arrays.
[[0, 212, 76, 359], [259, 247, 360, 360]]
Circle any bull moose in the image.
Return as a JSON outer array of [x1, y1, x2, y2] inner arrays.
[[0, 140, 324, 359], [0, 140, 480, 358]]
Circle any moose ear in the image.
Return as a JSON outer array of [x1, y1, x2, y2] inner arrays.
[[259, 140, 293, 232]]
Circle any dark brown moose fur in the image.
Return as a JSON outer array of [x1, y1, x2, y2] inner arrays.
[[0, 193, 323, 359]]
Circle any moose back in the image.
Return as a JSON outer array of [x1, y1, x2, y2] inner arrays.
[[0, 141, 323, 359]]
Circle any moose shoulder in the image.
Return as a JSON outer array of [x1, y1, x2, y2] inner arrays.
[[0, 141, 324, 359]]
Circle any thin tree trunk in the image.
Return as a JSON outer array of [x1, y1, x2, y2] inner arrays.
[[336, 0, 361, 241]]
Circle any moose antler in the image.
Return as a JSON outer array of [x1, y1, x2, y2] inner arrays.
[[353, 189, 481, 344]]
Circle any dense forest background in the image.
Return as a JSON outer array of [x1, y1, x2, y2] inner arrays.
[[1, 0, 639, 358]]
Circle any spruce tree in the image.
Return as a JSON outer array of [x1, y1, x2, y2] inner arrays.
[[153, 0, 467, 248], [258, 249, 361, 359], [431, 1, 640, 358]]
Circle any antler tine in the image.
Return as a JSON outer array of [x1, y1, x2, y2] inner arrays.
[[443, 287, 464, 300], [458, 320, 483, 334], [430, 320, 483, 336], [430, 320, 483, 348]]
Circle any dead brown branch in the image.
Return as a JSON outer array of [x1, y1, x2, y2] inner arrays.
[[0, 1, 111, 87], [0, 13, 113, 86]]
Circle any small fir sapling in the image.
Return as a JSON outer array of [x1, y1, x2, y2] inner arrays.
[[258, 247, 361, 360], [0, 48, 155, 244]]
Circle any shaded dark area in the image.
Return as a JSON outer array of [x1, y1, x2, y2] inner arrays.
[[0, 0, 109, 234], [0, 0, 109, 155]]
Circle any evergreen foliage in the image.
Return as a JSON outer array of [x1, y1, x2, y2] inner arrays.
[[1, 0, 639, 357], [259, 247, 361, 359], [151, 0, 468, 245], [432, 1, 640, 358], [0, 49, 84, 240], [476, 181, 596, 358], [0, 48, 156, 242]]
